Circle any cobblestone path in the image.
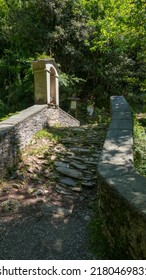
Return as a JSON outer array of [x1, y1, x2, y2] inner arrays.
[[0, 122, 107, 259]]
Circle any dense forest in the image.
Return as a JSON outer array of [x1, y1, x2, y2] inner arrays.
[[0, 0, 146, 117]]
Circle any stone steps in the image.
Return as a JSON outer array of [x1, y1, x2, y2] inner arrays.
[[0, 122, 106, 219], [52, 124, 104, 194]]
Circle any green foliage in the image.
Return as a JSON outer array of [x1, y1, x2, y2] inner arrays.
[[133, 114, 146, 177], [0, 0, 146, 115], [0, 99, 7, 118], [88, 196, 108, 259], [0, 111, 19, 121], [88, 194, 131, 259], [0, 49, 34, 116], [81, 0, 146, 102], [59, 71, 86, 110], [35, 129, 60, 142]]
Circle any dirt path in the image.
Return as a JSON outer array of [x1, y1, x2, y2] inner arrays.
[[0, 122, 107, 259]]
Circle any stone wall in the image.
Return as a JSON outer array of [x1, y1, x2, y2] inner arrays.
[[97, 96, 146, 259], [48, 107, 80, 127], [0, 105, 80, 178]]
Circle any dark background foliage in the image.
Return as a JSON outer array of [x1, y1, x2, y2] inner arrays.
[[0, 0, 145, 116]]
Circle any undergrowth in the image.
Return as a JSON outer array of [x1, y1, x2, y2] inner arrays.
[[133, 113, 146, 177], [88, 195, 108, 259], [0, 111, 19, 122], [88, 194, 133, 260]]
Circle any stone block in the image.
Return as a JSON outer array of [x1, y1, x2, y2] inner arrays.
[[109, 119, 133, 130], [110, 96, 130, 112], [112, 111, 132, 120], [106, 129, 133, 145]]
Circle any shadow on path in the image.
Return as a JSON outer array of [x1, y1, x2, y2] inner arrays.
[[0, 122, 108, 259]]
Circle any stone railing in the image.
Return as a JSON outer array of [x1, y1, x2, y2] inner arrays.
[[97, 96, 146, 259], [0, 105, 80, 178]]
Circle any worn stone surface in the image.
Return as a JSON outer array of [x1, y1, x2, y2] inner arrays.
[[55, 185, 73, 195], [109, 119, 133, 130], [41, 204, 73, 217], [69, 148, 90, 153], [60, 177, 77, 187], [56, 167, 83, 179], [54, 161, 70, 168], [97, 95, 146, 259], [0, 106, 80, 178], [70, 161, 87, 170], [48, 108, 80, 127], [0, 118, 107, 260]]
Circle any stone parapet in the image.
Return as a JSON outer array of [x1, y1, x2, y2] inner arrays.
[[0, 105, 80, 178], [97, 96, 146, 259], [48, 107, 80, 127]]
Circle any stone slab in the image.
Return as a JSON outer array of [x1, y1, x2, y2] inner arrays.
[[109, 119, 133, 130], [100, 142, 133, 165], [55, 185, 73, 195], [110, 96, 130, 112], [54, 161, 70, 168], [1, 105, 47, 126], [100, 151, 133, 165], [60, 177, 77, 187], [105, 173, 146, 214], [106, 129, 133, 145], [98, 162, 136, 178], [70, 161, 87, 170], [112, 111, 132, 120], [69, 148, 90, 153], [56, 167, 82, 179]]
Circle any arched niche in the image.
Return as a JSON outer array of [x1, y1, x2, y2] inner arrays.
[[32, 59, 59, 107]]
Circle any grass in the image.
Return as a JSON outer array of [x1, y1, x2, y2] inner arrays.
[[35, 127, 73, 143], [0, 111, 19, 122], [35, 129, 60, 142]]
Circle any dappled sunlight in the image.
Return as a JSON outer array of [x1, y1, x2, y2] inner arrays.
[[98, 97, 146, 198], [131, 192, 146, 205], [0, 119, 107, 259]]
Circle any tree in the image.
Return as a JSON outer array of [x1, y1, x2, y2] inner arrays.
[[79, 0, 146, 106], [0, 0, 145, 116]]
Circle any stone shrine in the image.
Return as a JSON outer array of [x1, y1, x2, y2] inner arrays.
[[32, 59, 59, 107]]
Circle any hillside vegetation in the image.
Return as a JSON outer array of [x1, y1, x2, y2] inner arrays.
[[0, 0, 145, 115]]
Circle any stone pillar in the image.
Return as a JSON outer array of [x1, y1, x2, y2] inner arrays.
[[32, 59, 59, 106]]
